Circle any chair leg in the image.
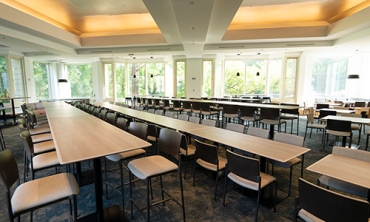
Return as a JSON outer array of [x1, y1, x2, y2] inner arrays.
[[193, 161, 196, 187], [160, 175, 165, 206], [179, 170, 186, 222], [73, 195, 78, 222], [214, 170, 219, 201], [147, 178, 151, 222], [366, 134, 369, 151], [184, 155, 188, 180], [120, 160, 124, 212], [129, 170, 134, 220], [222, 172, 228, 206], [255, 190, 261, 222], [288, 167, 293, 196], [274, 180, 277, 213]]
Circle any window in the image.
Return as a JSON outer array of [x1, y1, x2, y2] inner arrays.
[[67, 64, 93, 98], [214, 60, 223, 97], [11, 57, 25, 97], [224, 60, 245, 96], [268, 59, 282, 98], [33, 62, 49, 100], [311, 57, 348, 97], [176, 61, 185, 97], [146, 62, 165, 96], [104, 63, 113, 98], [0, 56, 9, 99], [285, 58, 298, 98], [116, 63, 126, 99], [245, 60, 267, 95], [202, 60, 212, 97]]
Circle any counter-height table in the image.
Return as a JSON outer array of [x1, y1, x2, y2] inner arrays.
[[44, 101, 151, 221], [307, 154, 370, 201], [0, 96, 30, 124]]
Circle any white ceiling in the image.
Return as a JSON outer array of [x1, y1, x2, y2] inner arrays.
[[1, 0, 370, 62]]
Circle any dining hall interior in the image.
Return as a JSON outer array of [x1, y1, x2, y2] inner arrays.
[[1, 0, 370, 221]]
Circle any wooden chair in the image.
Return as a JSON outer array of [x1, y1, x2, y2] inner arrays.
[[0, 149, 79, 222], [128, 128, 186, 221], [280, 103, 300, 135], [179, 134, 196, 179], [239, 106, 259, 127], [246, 126, 269, 139], [193, 139, 226, 201], [295, 178, 369, 222], [223, 150, 277, 222], [304, 109, 326, 142]]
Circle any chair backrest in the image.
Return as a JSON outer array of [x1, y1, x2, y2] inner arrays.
[[246, 127, 269, 139], [326, 119, 351, 132], [223, 104, 239, 114], [354, 101, 366, 107], [129, 122, 148, 140], [332, 146, 370, 163], [147, 109, 155, 113], [105, 112, 116, 125], [173, 100, 181, 108], [189, 116, 200, 123], [147, 123, 158, 140], [99, 109, 108, 120], [318, 110, 336, 119], [192, 102, 201, 111], [194, 139, 219, 165], [316, 103, 329, 109], [182, 101, 191, 109], [19, 131, 34, 161], [88, 105, 95, 114], [306, 111, 315, 123], [116, 117, 128, 131], [165, 111, 174, 118], [239, 106, 258, 117], [274, 132, 304, 146], [163, 100, 170, 107], [155, 110, 163, 115], [158, 128, 182, 161], [200, 103, 211, 112], [0, 149, 19, 192], [178, 114, 189, 121], [226, 123, 244, 133], [280, 104, 299, 115], [202, 119, 216, 127], [260, 108, 280, 120], [153, 99, 160, 106], [297, 178, 369, 222], [93, 107, 101, 117], [226, 150, 259, 183]]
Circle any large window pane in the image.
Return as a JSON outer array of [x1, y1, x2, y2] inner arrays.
[[202, 60, 212, 97], [285, 58, 298, 98], [116, 63, 126, 99], [147, 62, 165, 97], [224, 60, 245, 96], [176, 61, 185, 97], [11, 58, 25, 97], [268, 59, 282, 98], [246, 60, 267, 95], [214, 60, 223, 97], [67, 64, 93, 98], [0, 56, 9, 99], [104, 64, 113, 98], [33, 62, 49, 100], [311, 57, 348, 97], [128, 63, 146, 96]]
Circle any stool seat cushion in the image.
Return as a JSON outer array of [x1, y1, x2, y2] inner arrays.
[[106, 149, 146, 162], [180, 144, 195, 156], [29, 127, 51, 135], [298, 209, 325, 222], [196, 156, 226, 172], [32, 151, 59, 170], [33, 140, 55, 154], [318, 175, 368, 197], [31, 133, 53, 143], [128, 155, 178, 180], [228, 171, 276, 191], [11, 173, 79, 214]]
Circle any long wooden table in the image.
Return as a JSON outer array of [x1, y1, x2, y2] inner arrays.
[[44, 101, 151, 221]]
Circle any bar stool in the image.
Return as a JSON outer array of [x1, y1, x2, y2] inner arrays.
[[222, 104, 239, 128], [324, 119, 352, 149]]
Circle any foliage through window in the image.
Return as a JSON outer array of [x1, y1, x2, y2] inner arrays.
[[202, 60, 212, 97], [0, 56, 9, 99], [67, 64, 93, 98], [33, 62, 49, 100], [176, 61, 185, 97], [116, 63, 126, 99]]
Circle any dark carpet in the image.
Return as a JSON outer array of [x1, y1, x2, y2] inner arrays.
[[0, 117, 367, 221]]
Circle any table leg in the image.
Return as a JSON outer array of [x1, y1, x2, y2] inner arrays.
[[269, 125, 275, 140], [92, 158, 104, 222], [10, 99, 16, 124]]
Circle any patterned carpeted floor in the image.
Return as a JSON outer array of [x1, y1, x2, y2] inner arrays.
[[0, 117, 367, 221]]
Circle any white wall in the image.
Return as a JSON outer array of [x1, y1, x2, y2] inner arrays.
[[185, 58, 203, 98]]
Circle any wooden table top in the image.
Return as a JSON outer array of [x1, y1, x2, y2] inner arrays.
[[96, 102, 209, 133], [307, 154, 370, 189], [317, 108, 355, 114], [320, 115, 370, 124], [188, 127, 310, 163], [44, 102, 151, 164], [136, 98, 298, 110]]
